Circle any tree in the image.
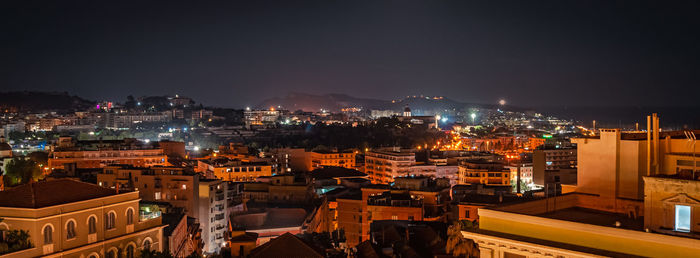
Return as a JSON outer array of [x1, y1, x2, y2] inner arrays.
[[3, 157, 42, 186], [445, 222, 480, 258], [0, 227, 33, 255]]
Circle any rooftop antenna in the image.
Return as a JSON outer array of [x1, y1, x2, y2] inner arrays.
[[684, 130, 697, 179]]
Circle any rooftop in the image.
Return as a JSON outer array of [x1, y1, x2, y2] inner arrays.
[[0, 179, 118, 208], [248, 232, 324, 258], [538, 207, 644, 231], [310, 166, 367, 180]]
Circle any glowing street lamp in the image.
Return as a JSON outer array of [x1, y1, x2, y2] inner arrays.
[[470, 113, 476, 124], [499, 99, 506, 106]]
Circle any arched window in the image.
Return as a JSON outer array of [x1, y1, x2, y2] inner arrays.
[[88, 252, 100, 258], [66, 220, 76, 239], [143, 238, 152, 251], [106, 211, 116, 229], [126, 208, 134, 225], [88, 216, 97, 234], [42, 224, 53, 244], [126, 244, 135, 258], [106, 248, 118, 258]]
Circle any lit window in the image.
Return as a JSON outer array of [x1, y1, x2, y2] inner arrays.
[[391, 215, 398, 220], [182, 184, 187, 190], [675, 205, 691, 232], [155, 192, 162, 200]]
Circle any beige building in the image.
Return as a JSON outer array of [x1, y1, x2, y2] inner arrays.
[[463, 193, 700, 258], [97, 165, 200, 218], [48, 137, 167, 170], [572, 127, 700, 213], [364, 148, 415, 184], [0, 179, 165, 258], [643, 175, 700, 238], [197, 158, 273, 182], [308, 150, 356, 170]]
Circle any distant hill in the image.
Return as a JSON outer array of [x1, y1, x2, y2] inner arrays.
[[256, 92, 488, 114], [0, 91, 95, 112]]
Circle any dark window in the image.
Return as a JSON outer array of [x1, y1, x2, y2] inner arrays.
[[66, 221, 76, 239]]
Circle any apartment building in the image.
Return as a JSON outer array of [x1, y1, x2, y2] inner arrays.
[[197, 179, 229, 254], [197, 158, 273, 182], [309, 150, 356, 170], [97, 165, 200, 218], [458, 160, 510, 186], [364, 148, 416, 184], [336, 177, 450, 247], [48, 137, 167, 170]]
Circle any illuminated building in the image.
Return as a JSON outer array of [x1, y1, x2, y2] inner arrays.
[[462, 192, 700, 257], [528, 137, 546, 150], [0, 179, 165, 258], [336, 176, 450, 247], [48, 137, 168, 170], [505, 163, 533, 185], [197, 158, 273, 182], [97, 165, 200, 217], [370, 109, 397, 119], [226, 227, 258, 257], [241, 174, 314, 204], [458, 160, 510, 186], [571, 125, 700, 213], [244, 109, 280, 128], [269, 148, 307, 172], [364, 148, 416, 184], [101, 111, 172, 129], [309, 150, 356, 170], [197, 179, 229, 254], [533, 147, 577, 186]]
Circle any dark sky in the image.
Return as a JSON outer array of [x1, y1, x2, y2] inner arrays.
[[2, 0, 699, 108]]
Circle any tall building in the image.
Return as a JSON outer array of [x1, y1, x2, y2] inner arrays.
[[197, 179, 229, 254], [364, 148, 416, 184], [0, 179, 165, 258]]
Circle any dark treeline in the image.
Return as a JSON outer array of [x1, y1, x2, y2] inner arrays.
[[250, 117, 448, 151]]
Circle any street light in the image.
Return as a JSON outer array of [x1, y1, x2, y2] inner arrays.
[[470, 113, 476, 124]]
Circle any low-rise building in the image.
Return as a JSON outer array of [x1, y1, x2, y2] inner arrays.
[[458, 160, 510, 186], [48, 137, 167, 170], [309, 150, 356, 170], [197, 158, 273, 182], [97, 165, 200, 218], [0, 179, 165, 258]]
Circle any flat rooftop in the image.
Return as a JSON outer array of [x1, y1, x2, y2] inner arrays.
[[537, 207, 644, 231]]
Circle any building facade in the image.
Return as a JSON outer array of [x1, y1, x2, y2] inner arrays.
[[0, 179, 165, 258], [364, 149, 416, 184]]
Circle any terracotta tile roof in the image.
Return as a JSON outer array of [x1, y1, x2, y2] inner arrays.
[[0, 179, 118, 208], [248, 233, 323, 258]]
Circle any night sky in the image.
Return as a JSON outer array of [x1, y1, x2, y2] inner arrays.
[[2, 0, 699, 108]]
